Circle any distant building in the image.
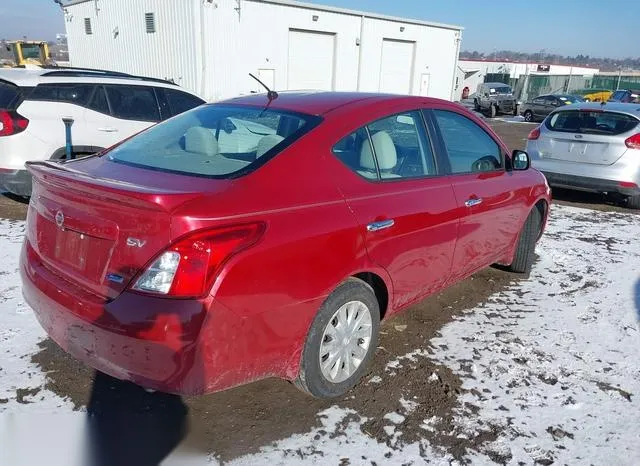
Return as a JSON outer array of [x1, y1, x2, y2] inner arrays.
[[62, 0, 463, 101]]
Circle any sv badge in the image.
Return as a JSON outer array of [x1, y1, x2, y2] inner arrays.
[[126, 237, 147, 248]]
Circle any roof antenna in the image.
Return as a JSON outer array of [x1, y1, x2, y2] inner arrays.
[[249, 73, 278, 100]]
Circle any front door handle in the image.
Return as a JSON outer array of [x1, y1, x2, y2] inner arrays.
[[367, 219, 395, 232], [464, 198, 483, 207], [97, 127, 118, 133]]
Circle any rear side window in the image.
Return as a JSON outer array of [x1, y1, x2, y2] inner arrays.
[[333, 111, 436, 181], [29, 83, 92, 105], [433, 110, 502, 174], [0, 82, 21, 109], [546, 110, 639, 135], [87, 86, 110, 114], [106, 105, 319, 178], [105, 85, 160, 122], [164, 89, 204, 116]]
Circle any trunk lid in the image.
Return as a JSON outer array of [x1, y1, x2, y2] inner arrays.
[[539, 110, 639, 165], [26, 159, 223, 300]]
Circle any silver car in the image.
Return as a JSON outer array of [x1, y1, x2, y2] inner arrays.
[[526, 102, 640, 209]]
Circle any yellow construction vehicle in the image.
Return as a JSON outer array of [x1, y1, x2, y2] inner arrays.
[[3, 41, 51, 67]]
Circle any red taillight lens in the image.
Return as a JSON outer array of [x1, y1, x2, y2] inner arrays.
[[132, 223, 265, 298], [625, 133, 640, 149], [527, 126, 541, 140], [0, 110, 29, 137]]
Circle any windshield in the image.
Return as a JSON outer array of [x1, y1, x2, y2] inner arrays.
[[492, 86, 512, 95], [107, 104, 320, 177], [20, 44, 41, 60]]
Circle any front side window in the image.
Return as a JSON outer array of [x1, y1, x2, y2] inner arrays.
[[106, 105, 319, 178], [433, 110, 502, 174], [29, 83, 92, 105], [106, 85, 160, 122], [333, 111, 436, 181]]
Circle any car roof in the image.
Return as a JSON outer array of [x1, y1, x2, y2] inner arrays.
[[219, 91, 453, 116], [553, 102, 640, 117], [0, 67, 188, 92]]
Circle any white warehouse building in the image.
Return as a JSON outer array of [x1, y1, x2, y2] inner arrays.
[[62, 0, 463, 101]]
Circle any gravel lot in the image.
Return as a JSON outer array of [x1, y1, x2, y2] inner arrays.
[[1, 121, 638, 465]]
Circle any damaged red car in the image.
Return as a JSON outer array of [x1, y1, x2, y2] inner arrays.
[[21, 92, 550, 399]]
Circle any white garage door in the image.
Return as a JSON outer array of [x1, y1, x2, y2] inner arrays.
[[379, 39, 416, 94], [288, 29, 335, 90]]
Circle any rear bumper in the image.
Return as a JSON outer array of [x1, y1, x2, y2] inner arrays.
[[0, 169, 32, 197], [543, 171, 640, 196], [20, 239, 301, 395]]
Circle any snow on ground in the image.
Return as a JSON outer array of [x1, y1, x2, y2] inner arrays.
[[1, 204, 639, 465]]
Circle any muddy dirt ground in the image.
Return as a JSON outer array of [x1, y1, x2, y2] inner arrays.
[[2, 121, 637, 463]]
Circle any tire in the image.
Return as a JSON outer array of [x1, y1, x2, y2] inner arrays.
[[508, 207, 542, 274], [513, 105, 519, 116], [294, 278, 380, 399], [489, 104, 497, 118], [627, 195, 640, 210], [474, 99, 480, 111], [524, 110, 534, 122]]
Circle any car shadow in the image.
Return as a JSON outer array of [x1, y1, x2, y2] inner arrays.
[[550, 187, 627, 209]]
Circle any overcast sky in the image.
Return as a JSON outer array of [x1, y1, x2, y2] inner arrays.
[[0, 0, 637, 58]]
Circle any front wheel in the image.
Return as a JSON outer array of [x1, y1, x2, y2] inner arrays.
[[294, 278, 380, 399], [508, 207, 542, 273], [489, 104, 497, 118], [474, 99, 480, 111]]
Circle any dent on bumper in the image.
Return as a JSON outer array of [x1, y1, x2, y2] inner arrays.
[[20, 240, 316, 395]]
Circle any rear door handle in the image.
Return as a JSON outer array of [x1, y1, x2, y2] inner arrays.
[[367, 219, 395, 232], [97, 127, 118, 133], [464, 198, 483, 207]]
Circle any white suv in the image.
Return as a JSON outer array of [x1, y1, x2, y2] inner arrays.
[[0, 68, 205, 196]]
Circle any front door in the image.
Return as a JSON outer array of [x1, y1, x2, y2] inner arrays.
[[430, 108, 524, 281], [331, 110, 459, 311]]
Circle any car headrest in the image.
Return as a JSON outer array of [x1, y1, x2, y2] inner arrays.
[[256, 134, 284, 158], [360, 131, 397, 170], [184, 127, 219, 156]]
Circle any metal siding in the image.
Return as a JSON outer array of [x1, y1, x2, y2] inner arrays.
[[64, 0, 201, 97]]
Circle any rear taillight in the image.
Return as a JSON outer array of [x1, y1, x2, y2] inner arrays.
[[0, 110, 29, 137], [132, 223, 265, 298], [625, 133, 640, 149], [527, 126, 541, 140]]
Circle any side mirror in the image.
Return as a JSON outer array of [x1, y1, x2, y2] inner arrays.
[[512, 150, 530, 170]]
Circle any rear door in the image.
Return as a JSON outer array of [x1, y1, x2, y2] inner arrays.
[[538, 109, 639, 165], [332, 110, 459, 310], [429, 108, 525, 281]]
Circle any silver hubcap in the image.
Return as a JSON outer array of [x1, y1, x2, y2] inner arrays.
[[319, 301, 373, 383]]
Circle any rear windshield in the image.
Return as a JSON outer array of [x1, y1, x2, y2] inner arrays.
[[546, 110, 639, 135], [0, 81, 21, 109], [106, 104, 320, 177]]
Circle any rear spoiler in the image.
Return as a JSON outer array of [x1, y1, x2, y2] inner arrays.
[[26, 161, 202, 212]]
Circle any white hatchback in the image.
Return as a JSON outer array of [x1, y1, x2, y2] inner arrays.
[[0, 68, 205, 196]]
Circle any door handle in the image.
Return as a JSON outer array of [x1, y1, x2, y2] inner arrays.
[[97, 127, 118, 133], [464, 198, 483, 207], [367, 219, 395, 232]]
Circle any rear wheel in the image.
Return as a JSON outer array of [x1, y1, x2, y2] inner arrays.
[[627, 195, 640, 210], [523, 110, 534, 122], [294, 278, 380, 399], [508, 207, 542, 274]]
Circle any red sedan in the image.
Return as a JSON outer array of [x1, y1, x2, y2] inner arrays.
[[20, 92, 550, 399]]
